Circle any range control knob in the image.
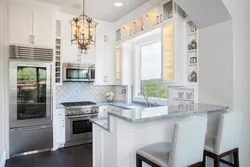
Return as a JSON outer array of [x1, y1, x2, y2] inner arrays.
[[68, 111, 72, 115]]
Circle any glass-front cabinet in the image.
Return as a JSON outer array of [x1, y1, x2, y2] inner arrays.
[[162, 22, 175, 84], [122, 24, 132, 38], [115, 44, 122, 84], [134, 17, 144, 34], [160, 0, 174, 22], [145, 7, 160, 29]]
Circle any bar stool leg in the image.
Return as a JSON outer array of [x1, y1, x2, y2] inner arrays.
[[214, 156, 220, 167], [136, 154, 142, 167], [202, 153, 206, 167], [233, 149, 239, 167]]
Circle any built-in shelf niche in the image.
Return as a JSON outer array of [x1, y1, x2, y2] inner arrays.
[[162, 0, 173, 21], [134, 17, 143, 34], [123, 24, 132, 38], [55, 20, 61, 84], [187, 21, 197, 34], [186, 20, 198, 84], [146, 8, 159, 28]]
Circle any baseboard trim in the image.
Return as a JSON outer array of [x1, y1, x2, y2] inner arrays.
[[0, 150, 6, 167]]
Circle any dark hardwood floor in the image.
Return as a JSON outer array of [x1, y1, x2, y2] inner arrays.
[[5, 144, 93, 167]]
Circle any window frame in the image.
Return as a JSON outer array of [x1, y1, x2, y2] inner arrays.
[[132, 37, 168, 105]]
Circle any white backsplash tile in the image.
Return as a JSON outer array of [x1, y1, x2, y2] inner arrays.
[[55, 82, 116, 104]]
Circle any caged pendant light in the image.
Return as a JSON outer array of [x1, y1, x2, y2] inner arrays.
[[70, 0, 97, 52]]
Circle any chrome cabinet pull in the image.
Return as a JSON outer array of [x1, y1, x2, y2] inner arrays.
[[29, 35, 32, 44], [33, 36, 35, 44]]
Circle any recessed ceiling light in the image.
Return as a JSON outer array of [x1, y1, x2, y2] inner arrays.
[[114, 2, 123, 7]]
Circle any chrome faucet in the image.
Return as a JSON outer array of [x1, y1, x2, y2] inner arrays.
[[138, 92, 149, 107]]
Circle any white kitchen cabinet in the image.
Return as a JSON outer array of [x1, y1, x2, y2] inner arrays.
[[32, 10, 52, 48], [9, 5, 32, 46], [95, 21, 115, 85], [161, 19, 185, 85], [55, 109, 65, 147], [8, 4, 53, 48], [61, 13, 94, 64], [115, 43, 132, 85], [144, 6, 160, 29]]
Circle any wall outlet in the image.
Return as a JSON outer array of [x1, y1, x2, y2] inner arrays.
[[121, 88, 126, 94]]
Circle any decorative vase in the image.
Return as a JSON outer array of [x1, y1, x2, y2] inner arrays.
[[107, 96, 113, 102], [191, 40, 197, 49]]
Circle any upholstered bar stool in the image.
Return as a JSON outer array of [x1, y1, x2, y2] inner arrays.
[[203, 111, 243, 167], [136, 116, 207, 167]]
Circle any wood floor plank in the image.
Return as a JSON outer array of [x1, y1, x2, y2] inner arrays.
[[5, 144, 93, 167]]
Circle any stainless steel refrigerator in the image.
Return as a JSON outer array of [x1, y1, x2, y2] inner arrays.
[[9, 60, 53, 157]]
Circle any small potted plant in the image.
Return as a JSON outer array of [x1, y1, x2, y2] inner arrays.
[[106, 92, 114, 102]]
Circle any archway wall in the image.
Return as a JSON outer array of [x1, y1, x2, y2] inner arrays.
[[198, 20, 234, 109], [175, 0, 250, 166]]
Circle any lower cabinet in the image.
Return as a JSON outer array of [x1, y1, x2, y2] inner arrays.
[[55, 109, 65, 148]]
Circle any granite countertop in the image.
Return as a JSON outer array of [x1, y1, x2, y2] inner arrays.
[[90, 103, 228, 131], [56, 101, 133, 109]]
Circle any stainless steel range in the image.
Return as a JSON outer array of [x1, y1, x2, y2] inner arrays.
[[61, 101, 99, 147]]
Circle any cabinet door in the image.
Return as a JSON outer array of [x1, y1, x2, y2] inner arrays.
[[55, 119, 65, 145], [61, 14, 79, 63], [95, 22, 107, 84], [80, 47, 95, 64], [105, 25, 115, 85], [33, 10, 52, 48], [161, 22, 175, 84], [115, 44, 122, 85], [144, 6, 160, 29], [9, 4, 32, 45]]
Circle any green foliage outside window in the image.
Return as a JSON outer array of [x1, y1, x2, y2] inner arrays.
[[18, 68, 46, 83], [141, 79, 168, 98]]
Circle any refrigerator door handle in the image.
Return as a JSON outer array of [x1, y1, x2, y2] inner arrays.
[[11, 125, 52, 132]]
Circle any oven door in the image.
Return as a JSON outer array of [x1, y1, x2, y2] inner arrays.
[[66, 114, 97, 142]]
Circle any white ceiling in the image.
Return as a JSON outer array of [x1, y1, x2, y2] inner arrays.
[[37, 0, 150, 22]]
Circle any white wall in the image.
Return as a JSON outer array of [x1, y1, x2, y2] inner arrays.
[[198, 20, 234, 108], [0, 0, 7, 165], [221, 0, 250, 167]]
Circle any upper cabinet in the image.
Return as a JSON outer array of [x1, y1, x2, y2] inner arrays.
[[32, 10, 52, 48], [115, 43, 122, 84], [145, 7, 160, 29], [134, 17, 144, 34], [8, 4, 52, 48], [115, 43, 132, 86], [9, 5, 32, 46], [161, 18, 185, 85], [160, 0, 174, 23], [115, 0, 184, 42], [95, 21, 115, 85], [162, 22, 175, 83]]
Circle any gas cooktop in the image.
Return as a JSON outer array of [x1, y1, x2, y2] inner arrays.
[[61, 101, 97, 107]]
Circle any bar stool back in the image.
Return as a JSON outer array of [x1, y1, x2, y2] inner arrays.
[[136, 116, 207, 167], [203, 111, 243, 167]]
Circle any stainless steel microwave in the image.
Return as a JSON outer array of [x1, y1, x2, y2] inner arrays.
[[63, 63, 95, 82]]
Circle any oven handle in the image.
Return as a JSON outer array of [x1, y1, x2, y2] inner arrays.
[[66, 114, 98, 120]]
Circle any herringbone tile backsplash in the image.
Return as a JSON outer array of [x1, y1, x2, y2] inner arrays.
[[55, 82, 117, 104]]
